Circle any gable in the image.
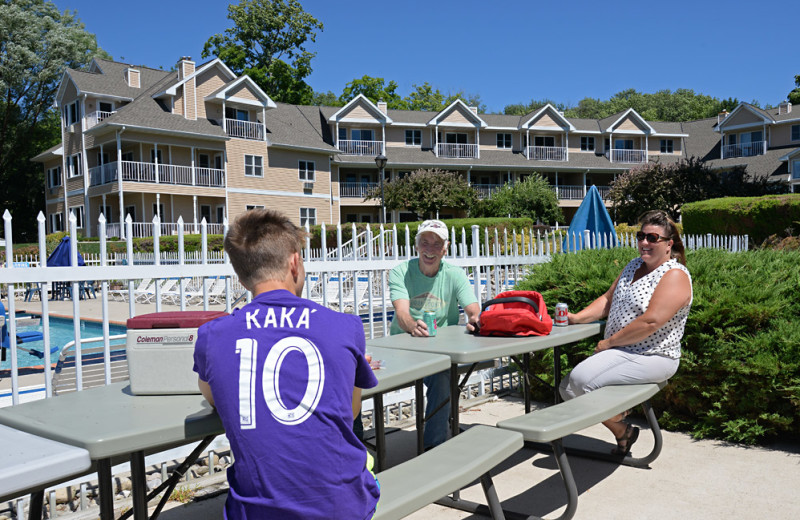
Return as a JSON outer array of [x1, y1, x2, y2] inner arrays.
[[228, 82, 261, 102], [439, 104, 477, 126], [196, 68, 229, 99], [724, 109, 763, 127], [529, 111, 562, 129], [340, 98, 382, 123], [614, 114, 649, 133]]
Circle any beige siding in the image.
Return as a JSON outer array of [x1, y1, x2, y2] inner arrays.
[[531, 111, 561, 128], [567, 134, 599, 153], [385, 127, 407, 147], [440, 105, 473, 126], [616, 115, 647, 132], [226, 139, 270, 190], [724, 109, 762, 127], [174, 88, 185, 117], [227, 192, 334, 226], [770, 123, 800, 148], [195, 68, 230, 120], [229, 83, 260, 102], [342, 100, 381, 123], [648, 137, 682, 154], [185, 78, 197, 120]]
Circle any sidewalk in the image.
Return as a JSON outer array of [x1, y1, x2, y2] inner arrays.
[[157, 395, 800, 520]]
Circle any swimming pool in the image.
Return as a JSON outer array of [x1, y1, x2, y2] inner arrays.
[[2, 316, 127, 369]]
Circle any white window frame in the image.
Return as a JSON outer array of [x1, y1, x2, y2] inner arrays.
[[299, 160, 315, 182], [49, 212, 64, 233], [405, 129, 421, 146], [47, 166, 62, 188], [246, 205, 265, 211], [496, 133, 512, 149], [793, 160, 800, 180], [68, 154, 82, 178], [65, 101, 80, 126], [352, 129, 374, 141], [580, 136, 595, 152], [198, 153, 210, 168], [300, 207, 317, 227], [244, 154, 263, 177], [72, 205, 85, 229], [200, 204, 212, 223], [660, 139, 674, 153], [791, 125, 800, 142]]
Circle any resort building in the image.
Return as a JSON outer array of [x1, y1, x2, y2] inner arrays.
[[31, 56, 798, 236]]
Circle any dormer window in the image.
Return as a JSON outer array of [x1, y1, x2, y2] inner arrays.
[[65, 101, 80, 125], [226, 107, 249, 121]]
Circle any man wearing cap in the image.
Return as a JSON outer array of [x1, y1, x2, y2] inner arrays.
[[388, 219, 480, 449]]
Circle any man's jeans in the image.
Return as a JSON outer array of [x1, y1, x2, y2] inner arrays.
[[423, 370, 451, 449]]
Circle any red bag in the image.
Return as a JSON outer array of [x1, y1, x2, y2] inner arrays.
[[478, 290, 553, 337]]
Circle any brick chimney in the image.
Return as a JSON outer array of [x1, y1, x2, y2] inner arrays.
[[125, 67, 140, 88], [377, 100, 387, 114], [717, 110, 729, 124], [178, 56, 196, 120], [779, 100, 792, 115]]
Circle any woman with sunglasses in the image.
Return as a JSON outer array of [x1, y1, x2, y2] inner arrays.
[[560, 210, 692, 456]]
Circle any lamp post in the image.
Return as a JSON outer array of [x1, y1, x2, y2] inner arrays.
[[374, 153, 387, 224]]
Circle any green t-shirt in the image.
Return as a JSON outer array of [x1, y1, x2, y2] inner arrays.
[[388, 259, 478, 335]]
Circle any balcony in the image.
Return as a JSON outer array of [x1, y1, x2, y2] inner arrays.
[[225, 118, 264, 140], [721, 141, 765, 159], [552, 185, 611, 200], [472, 183, 504, 199], [526, 146, 567, 161], [338, 140, 383, 156], [106, 221, 225, 239], [607, 149, 647, 163], [340, 182, 378, 198], [85, 110, 115, 129], [437, 143, 478, 159], [89, 161, 225, 188]]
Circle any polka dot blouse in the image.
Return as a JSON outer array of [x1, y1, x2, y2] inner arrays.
[[604, 258, 692, 359]]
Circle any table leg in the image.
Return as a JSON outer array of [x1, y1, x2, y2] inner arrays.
[[130, 451, 148, 520], [27, 490, 43, 520], [415, 380, 424, 455], [449, 363, 459, 440], [373, 394, 386, 472], [523, 353, 531, 414], [97, 459, 114, 520], [553, 346, 562, 404]]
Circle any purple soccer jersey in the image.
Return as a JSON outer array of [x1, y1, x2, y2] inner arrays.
[[193, 289, 379, 519]]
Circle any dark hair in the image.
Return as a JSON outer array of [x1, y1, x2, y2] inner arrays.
[[638, 210, 686, 265], [224, 209, 307, 288]]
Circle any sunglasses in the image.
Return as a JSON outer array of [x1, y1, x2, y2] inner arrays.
[[636, 232, 670, 243]]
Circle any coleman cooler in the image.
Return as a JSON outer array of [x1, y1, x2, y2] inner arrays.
[[126, 310, 228, 395]]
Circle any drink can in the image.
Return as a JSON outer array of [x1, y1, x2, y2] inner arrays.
[[555, 303, 569, 327], [423, 311, 437, 337]]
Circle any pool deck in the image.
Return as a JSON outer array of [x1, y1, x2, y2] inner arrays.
[[3, 298, 800, 519]]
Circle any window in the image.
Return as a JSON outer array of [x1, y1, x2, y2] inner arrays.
[[122, 152, 134, 162], [216, 206, 225, 224], [225, 107, 249, 121], [214, 154, 223, 170], [300, 207, 316, 226], [352, 129, 374, 141], [65, 101, 80, 126], [152, 203, 165, 221], [727, 134, 737, 146], [98, 101, 113, 113], [200, 205, 211, 223], [150, 149, 163, 164], [71, 205, 85, 228], [49, 212, 64, 233], [793, 160, 800, 180], [299, 160, 315, 181], [125, 205, 136, 221], [68, 154, 82, 178], [246, 205, 265, 211], [792, 125, 800, 141], [580, 136, 595, 152], [338, 128, 347, 141], [100, 205, 113, 223], [614, 139, 634, 150], [534, 136, 555, 147], [405, 129, 422, 146], [496, 133, 512, 149], [244, 155, 263, 177], [198, 154, 210, 168], [660, 139, 674, 153], [47, 166, 62, 188]]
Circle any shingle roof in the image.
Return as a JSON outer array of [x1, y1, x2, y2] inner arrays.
[[265, 104, 336, 152], [67, 59, 171, 100]]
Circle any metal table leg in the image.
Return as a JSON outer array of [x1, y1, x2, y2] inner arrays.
[[415, 380, 424, 455], [130, 451, 148, 520], [96, 459, 114, 520], [373, 394, 386, 472]]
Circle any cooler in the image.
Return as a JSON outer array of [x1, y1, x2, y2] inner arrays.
[[126, 310, 228, 395]]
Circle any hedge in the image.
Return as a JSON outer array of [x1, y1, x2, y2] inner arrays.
[[515, 247, 800, 445], [682, 194, 800, 246]]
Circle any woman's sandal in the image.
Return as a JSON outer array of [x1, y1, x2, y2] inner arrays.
[[612, 423, 640, 456]]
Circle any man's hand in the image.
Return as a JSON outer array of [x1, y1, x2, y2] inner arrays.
[[408, 319, 430, 337]]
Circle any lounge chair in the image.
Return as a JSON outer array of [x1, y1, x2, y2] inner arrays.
[[109, 278, 153, 302], [1, 300, 57, 360]]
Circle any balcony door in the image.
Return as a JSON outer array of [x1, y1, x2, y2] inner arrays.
[[614, 139, 634, 150], [352, 129, 374, 142], [445, 133, 468, 144], [225, 107, 249, 121], [534, 136, 555, 147]]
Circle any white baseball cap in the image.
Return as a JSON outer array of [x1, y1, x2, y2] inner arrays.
[[417, 220, 449, 242]]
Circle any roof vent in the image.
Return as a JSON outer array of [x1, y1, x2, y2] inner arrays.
[[779, 101, 792, 115], [125, 68, 140, 88]]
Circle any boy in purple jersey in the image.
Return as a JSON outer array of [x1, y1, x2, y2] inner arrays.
[[193, 209, 380, 519]]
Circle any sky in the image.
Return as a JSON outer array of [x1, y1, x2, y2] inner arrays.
[[58, 0, 797, 114]]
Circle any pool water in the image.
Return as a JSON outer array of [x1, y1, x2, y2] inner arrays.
[[2, 315, 127, 369]]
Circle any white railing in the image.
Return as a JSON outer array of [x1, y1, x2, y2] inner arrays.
[[472, 184, 504, 199], [196, 167, 225, 187], [527, 146, 567, 161], [607, 149, 647, 163], [84, 110, 115, 129], [225, 119, 264, 141], [89, 163, 118, 186], [721, 141, 765, 159], [437, 143, 478, 158], [340, 182, 378, 198], [551, 185, 612, 200], [105, 221, 225, 239], [337, 140, 383, 156], [112, 160, 224, 187]]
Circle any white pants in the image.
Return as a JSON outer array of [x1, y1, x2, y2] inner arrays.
[[559, 348, 679, 400]]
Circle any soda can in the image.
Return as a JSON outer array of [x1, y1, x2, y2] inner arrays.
[[423, 310, 437, 337], [555, 303, 569, 327]]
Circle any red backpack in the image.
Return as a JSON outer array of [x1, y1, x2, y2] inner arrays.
[[478, 290, 553, 337]]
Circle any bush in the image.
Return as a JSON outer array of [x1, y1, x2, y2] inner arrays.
[[516, 248, 800, 445], [682, 194, 800, 246]]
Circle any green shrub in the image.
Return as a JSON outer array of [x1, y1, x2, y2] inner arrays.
[[682, 194, 800, 246], [517, 248, 800, 445]]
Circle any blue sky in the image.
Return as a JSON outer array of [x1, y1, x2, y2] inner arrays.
[[59, 0, 797, 114]]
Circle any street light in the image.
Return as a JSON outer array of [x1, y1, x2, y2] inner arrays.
[[374, 153, 387, 224]]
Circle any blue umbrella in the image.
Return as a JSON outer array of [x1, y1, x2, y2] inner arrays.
[[46, 236, 85, 267], [562, 185, 617, 252]]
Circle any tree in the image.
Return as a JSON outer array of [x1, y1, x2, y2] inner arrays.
[[503, 99, 567, 116], [338, 75, 406, 109], [202, 0, 323, 104], [1, 0, 108, 240], [310, 90, 342, 107], [608, 157, 788, 223], [371, 169, 478, 220], [472, 174, 563, 224], [788, 75, 800, 105]]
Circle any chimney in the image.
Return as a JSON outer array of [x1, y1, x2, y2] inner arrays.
[[717, 110, 729, 124], [779, 100, 792, 115], [125, 67, 140, 88], [177, 56, 196, 120], [469, 106, 478, 115], [377, 100, 387, 114], [178, 56, 195, 79]]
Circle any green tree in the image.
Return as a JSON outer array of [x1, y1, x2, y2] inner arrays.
[[503, 99, 567, 116], [310, 90, 342, 107], [202, 0, 323, 104], [472, 174, 563, 224], [338, 75, 406, 109], [608, 157, 788, 223], [788, 75, 800, 105], [372, 169, 478, 220], [1, 0, 108, 240]]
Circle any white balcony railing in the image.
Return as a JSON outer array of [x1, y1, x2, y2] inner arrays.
[[90, 160, 225, 187], [340, 182, 378, 198], [607, 149, 647, 163], [437, 143, 478, 158], [85, 110, 115, 129], [527, 146, 567, 161], [225, 118, 264, 141], [721, 141, 765, 159], [338, 140, 383, 156], [552, 185, 612, 200], [106, 222, 226, 239], [472, 183, 504, 199]]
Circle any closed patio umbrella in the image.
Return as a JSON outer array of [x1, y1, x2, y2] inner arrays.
[[562, 185, 617, 252]]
